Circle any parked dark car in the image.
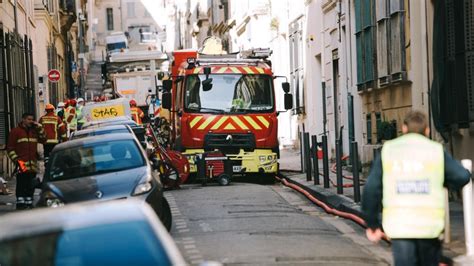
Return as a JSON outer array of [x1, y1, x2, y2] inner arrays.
[[0, 200, 185, 265], [82, 117, 146, 143], [70, 124, 133, 139], [38, 133, 171, 230]]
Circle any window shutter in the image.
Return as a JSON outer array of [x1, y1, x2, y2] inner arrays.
[[0, 25, 6, 145]]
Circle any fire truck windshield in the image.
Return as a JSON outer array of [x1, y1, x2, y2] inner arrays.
[[184, 74, 274, 113]]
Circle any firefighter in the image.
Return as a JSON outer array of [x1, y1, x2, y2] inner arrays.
[[56, 101, 65, 119], [39, 104, 67, 159], [65, 99, 77, 135], [76, 98, 86, 130], [362, 110, 471, 265], [7, 113, 46, 210], [130, 99, 144, 125]]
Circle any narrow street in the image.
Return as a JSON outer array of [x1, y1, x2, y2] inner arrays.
[[166, 181, 392, 265]]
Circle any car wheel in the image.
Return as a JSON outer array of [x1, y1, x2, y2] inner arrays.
[[218, 174, 231, 186], [161, 197, 172, 232]]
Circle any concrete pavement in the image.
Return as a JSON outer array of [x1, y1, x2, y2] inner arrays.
[[279, 147, 468, 260]]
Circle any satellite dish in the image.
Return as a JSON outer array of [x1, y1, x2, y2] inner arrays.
[[199, 36, 226, 55]]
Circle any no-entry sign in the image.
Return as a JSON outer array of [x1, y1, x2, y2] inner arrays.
[[48, 69, 61, 83]]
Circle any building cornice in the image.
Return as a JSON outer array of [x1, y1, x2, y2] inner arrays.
[[322, 0, 337, 13]]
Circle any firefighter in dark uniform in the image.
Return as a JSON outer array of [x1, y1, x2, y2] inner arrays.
[[7, 113, 46, 209]]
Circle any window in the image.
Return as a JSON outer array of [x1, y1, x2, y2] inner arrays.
[[355, 0, 376, 91], [127, 2, 136, 18], [356, 0, 407, 90], [289, 16, 305, 114], [366, 113, 372, 144], [375, 0, 406, 87], [375, 112, 382, 143], [184, 74, 274, 113], [106, 8, 114, 31]]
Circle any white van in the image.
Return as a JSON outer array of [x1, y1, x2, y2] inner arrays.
[[106, 32, 128, 55]]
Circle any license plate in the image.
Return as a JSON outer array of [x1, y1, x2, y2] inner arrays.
[[233, 166, 242, 172]]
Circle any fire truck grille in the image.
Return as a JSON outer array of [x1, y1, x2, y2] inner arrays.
[[204, 134, 255, 152]]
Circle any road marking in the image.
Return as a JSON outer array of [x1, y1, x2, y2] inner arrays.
[[178, 229, 190, 233], [188, 254, 203, 260], [175, 221, 187, 226], [191, 260, 204, 265], [184, 244, 196, 249], [199, 222, 213, 232], [186, 249, 200, 254], [176, 225, 187, 230]]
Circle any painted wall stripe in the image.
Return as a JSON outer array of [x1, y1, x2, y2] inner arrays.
[[243, 116, 261, 130], [211, 116, 228, 130], [257, 116, 270, 128], [231, 116, 249, 130], [190, 116, 203, 128], [198, 116, 216, 130]]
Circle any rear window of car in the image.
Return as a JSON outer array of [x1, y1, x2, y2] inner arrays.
[[0, 221, 172, 266], [71, 127, 130, 140], [47, 139, 145, 180]]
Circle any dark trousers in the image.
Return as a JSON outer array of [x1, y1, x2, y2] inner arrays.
[[16, 172, 36, 209], [44, 143, 56, 159], [392, 238, 441, 266]]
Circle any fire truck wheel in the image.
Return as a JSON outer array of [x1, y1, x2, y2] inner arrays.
[[217, 174, 231, 186], [161, 197, 172, 232]]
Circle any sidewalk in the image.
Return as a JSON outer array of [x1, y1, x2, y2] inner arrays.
[[279, 148, 467, 258], [0, 160, 45, 215]]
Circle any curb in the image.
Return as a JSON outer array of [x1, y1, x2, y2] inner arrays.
[[279, 172, 364, 220]]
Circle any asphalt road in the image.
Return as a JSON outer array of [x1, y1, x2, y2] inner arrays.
[[167, 180, 392, 265]]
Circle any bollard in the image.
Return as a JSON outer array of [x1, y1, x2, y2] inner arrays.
[[304, 133, 312, 181], [300, 131, 304, 173], [454, 159, 474, 265], [462, 160, 473, 256], [312, 135, 320, 185], [335, 140, 343, 194], [351, 141, 360, 202], [322, 135, 330, 188]]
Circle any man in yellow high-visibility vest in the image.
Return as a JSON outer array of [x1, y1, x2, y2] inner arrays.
[[362, 110, 471, 265]]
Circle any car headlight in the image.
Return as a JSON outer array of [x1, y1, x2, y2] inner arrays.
[[132, 175, 153, 196], [44, 191, 64, 208]]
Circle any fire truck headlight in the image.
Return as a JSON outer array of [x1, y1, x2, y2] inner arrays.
[[259, 156, 266, 162], [267, 155, 273, 161]]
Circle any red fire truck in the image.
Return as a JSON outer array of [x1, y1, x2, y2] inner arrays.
[[161, 46, 293, 179]]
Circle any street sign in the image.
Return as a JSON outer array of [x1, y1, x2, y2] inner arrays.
[[48, 69, 61, 83]]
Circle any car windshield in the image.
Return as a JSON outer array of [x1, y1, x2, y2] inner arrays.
[[184, 74, 274, 113], [0, 221, 172, 266], [47, 140, 145, 181], [71, 128, 130, 140], [106, 42, 127, 52]]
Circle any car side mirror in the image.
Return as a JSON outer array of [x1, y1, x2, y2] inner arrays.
[[284, 93, 293, 110], [162, 92, 172, 110]]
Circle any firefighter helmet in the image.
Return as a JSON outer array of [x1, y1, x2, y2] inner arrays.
[[57, 102, 65, 108], [77, 97, 85, 103], [45, 104, 55, 111], [69, 99, 77, 107], [130, 99, 137, 107]]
